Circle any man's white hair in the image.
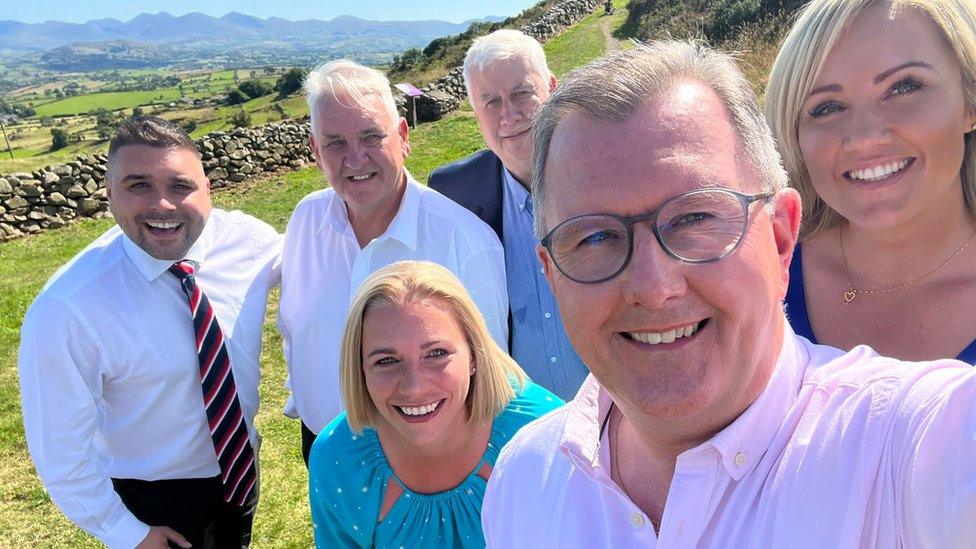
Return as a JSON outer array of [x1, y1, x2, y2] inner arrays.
[[462, 29, 552, 103], [304, 59, 399, 138]]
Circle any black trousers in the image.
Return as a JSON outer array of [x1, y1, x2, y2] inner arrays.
[[301, 420, 317, 467], [111, 476, 256, 549]]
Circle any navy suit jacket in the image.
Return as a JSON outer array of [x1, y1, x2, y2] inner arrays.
[[428, 149, 506, 242]]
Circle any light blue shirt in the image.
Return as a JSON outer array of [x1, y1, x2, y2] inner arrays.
[[502, 168, 589, 401]]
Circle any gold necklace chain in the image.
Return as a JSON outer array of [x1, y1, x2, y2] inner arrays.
[[840, 224, 976, 305], [611, 409, 661, 533]]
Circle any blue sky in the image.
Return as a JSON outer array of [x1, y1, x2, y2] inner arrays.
[[4, 0, 540, 24]]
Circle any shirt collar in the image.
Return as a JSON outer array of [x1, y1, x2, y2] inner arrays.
[[318, 170, 421, 252], [503, 167, 532, 215], [121, 218, 210, 282], [558, 314, 806, 481]]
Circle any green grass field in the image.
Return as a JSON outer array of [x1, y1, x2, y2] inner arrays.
[[32, 89, 184, 118], [0, 6, 631, 546]]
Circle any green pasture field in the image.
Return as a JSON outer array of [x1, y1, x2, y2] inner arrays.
[[32, 89, 183, 117], [0, 7, 647, 542]]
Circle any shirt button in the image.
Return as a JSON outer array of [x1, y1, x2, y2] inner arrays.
[[734, 452, 747, 466], [550, 356, 557, 363], [631, 513, 645, 528], [544, 312, 552, 319], [539, 267, 544, 274]]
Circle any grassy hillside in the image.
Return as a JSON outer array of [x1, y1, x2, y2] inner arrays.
[[0, 5, 630, 545], [621, 0, 802, 94]]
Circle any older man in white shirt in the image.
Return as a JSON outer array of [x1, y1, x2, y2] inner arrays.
[[278, 60, 507, 463], [481, 41, 976, 548], [18, 117, 281, 548]]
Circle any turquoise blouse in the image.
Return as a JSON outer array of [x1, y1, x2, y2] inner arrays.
[[308, 382, 563, 548]]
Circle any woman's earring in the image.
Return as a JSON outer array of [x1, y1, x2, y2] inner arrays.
[[470, 367, 476, 376]]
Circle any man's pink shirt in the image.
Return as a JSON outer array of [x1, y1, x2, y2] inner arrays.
[[483, 321, 976, 548]]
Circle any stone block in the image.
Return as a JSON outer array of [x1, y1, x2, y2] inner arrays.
[[48, 192, 67, 206], [5, 195, 28, 210], [208, 167, 229, 180], [66, 184, 87, 198], [16, 183, 42, 197], [0, 222, 22, 238], [79, 198, 100, 216]]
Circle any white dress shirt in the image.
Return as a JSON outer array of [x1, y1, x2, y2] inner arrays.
[[18, 209, 281, 548], [278, 174, 508, 433], [483, 320, 976, 548]]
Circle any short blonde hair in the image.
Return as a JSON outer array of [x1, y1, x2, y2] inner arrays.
[[340, 261, 526, 433], [765, 0, 976, 239]]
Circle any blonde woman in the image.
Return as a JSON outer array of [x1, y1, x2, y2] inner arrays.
[[307, 261, 562, 548], [765, 0, 976, 361]]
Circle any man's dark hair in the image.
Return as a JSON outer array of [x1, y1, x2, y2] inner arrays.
[[108, 116, 200, 161]]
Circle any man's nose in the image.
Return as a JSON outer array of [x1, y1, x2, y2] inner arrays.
[[500, 99, 523, 127], [344, 144, 370, 170], [620, 224, 688, 309], [150, 191, 178, 212]]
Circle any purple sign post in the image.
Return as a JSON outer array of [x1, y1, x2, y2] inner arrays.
[[394, 83, 424, 128]]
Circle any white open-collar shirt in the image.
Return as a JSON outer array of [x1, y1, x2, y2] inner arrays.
[[278, 173, 508, 433], [18, 209, 282, 548], [483, 320, 976, 548]]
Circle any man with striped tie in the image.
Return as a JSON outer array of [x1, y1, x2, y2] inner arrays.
[[18, 116, 281, 548]]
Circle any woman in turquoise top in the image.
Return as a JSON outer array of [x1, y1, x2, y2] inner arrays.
[[308, 261, 563, 548]]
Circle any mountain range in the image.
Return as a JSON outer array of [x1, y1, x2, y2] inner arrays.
[[0, 12, 503, 52]]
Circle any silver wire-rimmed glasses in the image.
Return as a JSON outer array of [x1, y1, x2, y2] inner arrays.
[[540, 188, 772, 284]]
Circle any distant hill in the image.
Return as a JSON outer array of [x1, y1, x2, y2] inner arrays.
[[0, 12, 506, 51], [0, 12, 507, 71]]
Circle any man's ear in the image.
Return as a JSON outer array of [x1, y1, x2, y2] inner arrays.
[[537, 242, 556, 288], [398, 117, 411, 157], [309, 134, 326, 172], [548, 73, 557, 93], [769, 187, 802, 292]]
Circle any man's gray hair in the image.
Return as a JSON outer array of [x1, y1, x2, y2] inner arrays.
[[532, 40, 788, 238], [304, 59, 399, 138], [463, 29, 552, 104]]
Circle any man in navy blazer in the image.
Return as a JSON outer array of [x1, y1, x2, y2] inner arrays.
[[429, 149, 505, 240], [429, 30, 589, 400]]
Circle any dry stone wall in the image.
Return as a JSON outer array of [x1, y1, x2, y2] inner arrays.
[[412, 0, 602, 122], [0, 120, 313, 241]]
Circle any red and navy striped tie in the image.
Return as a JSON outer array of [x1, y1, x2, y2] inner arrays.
[[169, 261, 256, 507]]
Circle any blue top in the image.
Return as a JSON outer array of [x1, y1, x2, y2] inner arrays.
[[308, 381, 563, 548], [502, 169, 589, 400], [786, 243, 976, 363]]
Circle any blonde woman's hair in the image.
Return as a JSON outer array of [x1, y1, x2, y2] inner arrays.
[[340, 261, 526, 433], [765, 0, 976, 239]]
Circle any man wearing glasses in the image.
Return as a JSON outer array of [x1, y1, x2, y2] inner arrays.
[[481, 41, 976, 547]]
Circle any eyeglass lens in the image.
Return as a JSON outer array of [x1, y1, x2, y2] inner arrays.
[[547, 190, 752, 282]]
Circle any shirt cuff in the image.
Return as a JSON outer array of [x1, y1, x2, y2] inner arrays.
[[102, 512, 150, 549]]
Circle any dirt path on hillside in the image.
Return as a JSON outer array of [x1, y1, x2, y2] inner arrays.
[[600, 13, 624, 52]]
